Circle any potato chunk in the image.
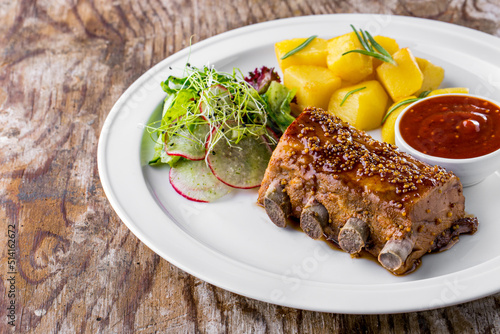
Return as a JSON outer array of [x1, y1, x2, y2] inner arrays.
[[376, 48, 423, 101], [372, 36, 399, 68], [428, 87, 469, 96], [415, 58, 445, 95], [328, 80, 388, 131], [326, 32, 373, 84], [275, 37, 329, 71], [284, 65, 341, 110], [381, 96, 416, 144]]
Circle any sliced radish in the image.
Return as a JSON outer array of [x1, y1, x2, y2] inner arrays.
[[165, 123, 209, 160], [207, 135, 273, 189], [169, 159, 232, 202]]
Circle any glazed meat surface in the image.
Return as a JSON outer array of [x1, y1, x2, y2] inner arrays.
[[258, 108, 478, 275]]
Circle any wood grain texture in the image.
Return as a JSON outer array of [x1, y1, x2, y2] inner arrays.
[[1, 0, 500, 333]]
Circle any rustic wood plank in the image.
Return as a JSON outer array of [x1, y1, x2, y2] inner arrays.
[[1, 0, 500, 333]]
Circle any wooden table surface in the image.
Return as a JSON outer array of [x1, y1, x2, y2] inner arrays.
[[1, 0, 500, 333]]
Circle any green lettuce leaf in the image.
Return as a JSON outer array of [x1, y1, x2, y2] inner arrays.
[[148, 132, 181, 167], [162, 90, 197, 124], [263, 81, 296, 133]]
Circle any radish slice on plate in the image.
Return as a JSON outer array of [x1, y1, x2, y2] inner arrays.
[[169, 159, 232, 202], [165, 122, 209, 160], [207, 135, 273, 189]]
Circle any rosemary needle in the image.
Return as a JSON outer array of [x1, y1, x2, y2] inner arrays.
[[419, 90, 432, 98], [340, 86, 366, 106], [342, 25, 396, 65], [381, 90, 431, 124], [366, 31, 394, 60], [281, 35, 318, 59]]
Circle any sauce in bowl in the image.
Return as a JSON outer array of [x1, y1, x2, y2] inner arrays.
[[399, 95, 500, 159]]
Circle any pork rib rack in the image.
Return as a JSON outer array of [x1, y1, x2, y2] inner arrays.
[[257, 108, 478, 275]]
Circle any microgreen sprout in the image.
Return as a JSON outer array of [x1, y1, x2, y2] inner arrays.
[[342, 25, 396, 65]]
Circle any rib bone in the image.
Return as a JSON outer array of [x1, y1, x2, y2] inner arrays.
[[263, 180, 291, 228], [378, 238, 414, 271], [300, 198, 329, 239], [338, 217, 370, 254]]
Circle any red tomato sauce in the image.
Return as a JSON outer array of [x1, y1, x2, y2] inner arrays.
[[399, 95, 500, 159]]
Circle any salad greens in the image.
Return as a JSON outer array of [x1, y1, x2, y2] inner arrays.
[[147, 65, 296, 167], [263, 81, 296, 133]]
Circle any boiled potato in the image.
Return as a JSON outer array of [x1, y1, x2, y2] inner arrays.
[[376, 48, 423, 101], [381, 96, 417, 144], [428, 87, 469, 96], [415, 58, 445, 95], [275, 37, 329, 71], [284, 65, 342, 110], [340, 72, 376, 87], [328, 80, 388, 131], [326, 32, 373, 84], [374, 35, 400, 55], [372, 35, 400, 68]]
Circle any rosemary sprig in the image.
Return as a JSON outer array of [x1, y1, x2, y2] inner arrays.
[[419, 90, 431, 98], [340, 86, 366, 106], [342, 25, 396, 65], [381, 90, 431, 124], [281, 35, 318, 60]]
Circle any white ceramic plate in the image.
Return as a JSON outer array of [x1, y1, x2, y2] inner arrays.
[[98, 14, 500, 314]]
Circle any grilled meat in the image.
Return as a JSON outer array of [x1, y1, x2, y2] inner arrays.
[[258, 108, 478, 275]]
